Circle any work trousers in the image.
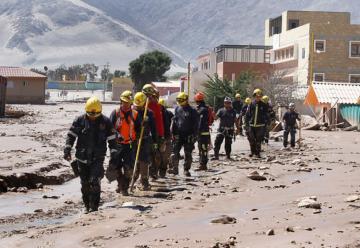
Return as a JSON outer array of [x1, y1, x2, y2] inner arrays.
[[169, 136, 194, 174], [214, 128, 234, 157], [78, 158, 104, 211], [283, 125, 296, 147], [198, 134, 210, 166], [248, 126, 265, 155]]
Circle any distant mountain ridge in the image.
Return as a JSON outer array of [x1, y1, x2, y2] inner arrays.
[[0, 0, 359, 70]]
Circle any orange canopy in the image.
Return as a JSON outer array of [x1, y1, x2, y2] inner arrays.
[[304, 84, 319, 106]]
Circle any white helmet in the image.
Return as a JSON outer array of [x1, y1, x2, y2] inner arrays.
[[289, 102, 295, 109]]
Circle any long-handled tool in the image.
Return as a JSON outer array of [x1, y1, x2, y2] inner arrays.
[[130, 98, 150, 192], [298, 119, 302, 148]]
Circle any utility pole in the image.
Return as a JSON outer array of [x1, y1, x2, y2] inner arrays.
[[103, 62, 110, 101], [187, 62, 191, 95]]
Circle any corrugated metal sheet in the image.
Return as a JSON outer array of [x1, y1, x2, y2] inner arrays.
[[312, 82, 360, 104], [340, 104, 360, 126], [0, 66, 47, 78]]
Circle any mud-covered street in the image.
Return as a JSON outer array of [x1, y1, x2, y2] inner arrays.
[[0, 103, 360, 248]]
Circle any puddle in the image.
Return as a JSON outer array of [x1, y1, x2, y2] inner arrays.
[[0, 178, 81, 218]]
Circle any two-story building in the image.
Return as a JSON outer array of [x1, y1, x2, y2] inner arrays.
[[265, 10, 360, 85]]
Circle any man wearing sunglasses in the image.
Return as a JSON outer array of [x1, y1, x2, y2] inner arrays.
[[64, 96, 117, 213]]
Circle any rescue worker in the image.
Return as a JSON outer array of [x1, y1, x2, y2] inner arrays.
[[282, 102, 301, 148], [159, 98, 174, 177], [262, 95, 276, 144], [213, 97, 239, 160], [245, 89, 269, 158], [233, 93, 243, 136], [169, 92, 199, 177], [194, 92, 210, 170], [142, 84, 164, 179], [241, 97, 251, 137], [109, 91, 140, 196], [64, 96, 116, 213]]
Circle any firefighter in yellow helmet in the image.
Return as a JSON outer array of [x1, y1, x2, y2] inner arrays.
[[131, 92, 158, 190], [244, 89, 269, 158], [240, 97, 252, 136], [142, 84, 165, 179], [158, 98, 174, 175], [64, 96, 117, 213], [261, 95, 276, 144], [107, 90, 139, 196], [169, 92, 199, 176]]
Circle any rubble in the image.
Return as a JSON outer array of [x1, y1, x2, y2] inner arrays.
[[210, 215, 237, 224], [247, 171, 267, 181], [297, 197, 321, 209], [345, 195, 360, 202]]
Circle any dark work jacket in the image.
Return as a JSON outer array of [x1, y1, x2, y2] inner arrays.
[[245, 100, 269, 127], [135, 109, 157, 143], [65, 114, 116, 162], [283, 111, 300, 127], [172, 105, 199, 136], [233, 100, 243, 115], [196, 101, 210, 134], [216, 107, 237, 130], [267, 103, 277, 121], [163, 108, 174, 139], [241, 105, 249, 117]]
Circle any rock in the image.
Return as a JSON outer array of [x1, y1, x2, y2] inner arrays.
[[42, 195, 60, 199], [34, 209, 43, 213], [313, 210, 322, 214], [64, 200, 74, 204], [211, 215, 237, 224], [297, 167, 312, 172], [266, 229, 275, 236], [266, 156, 276, 162], [259, 166, 269, 170], [286, 226, 294, 232], [35, 183, 43, 189], [297, 197, 321, 209], [184, 196, 191, 200], [292, 180, 301, 184], [247, 171, 267, 181], [291, 159, 302, 165], [122, 201, 134, 207], [228, 236, 236, 245], [0, 179, 8, 192], [345, 195, 359, 202], [17, 187, 28, 193], [1, 132, 6, 136]]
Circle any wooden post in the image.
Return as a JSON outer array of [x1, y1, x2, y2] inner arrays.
[[0, 76, 7, 117]]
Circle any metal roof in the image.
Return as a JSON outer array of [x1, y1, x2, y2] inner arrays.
[[0, 66, 47, 78], [153, 81, 181, 88], [310, 81, 360, 104]]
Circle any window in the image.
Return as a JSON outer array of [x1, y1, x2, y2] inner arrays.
[[314, 40, 326, 53], [349, 74, 360, 83], [314, 73, 325, 82], [288, 19, 299, 30], [23, 81, 29, 87], [350, 41, 360, 58], [302, 48, 306, 59]]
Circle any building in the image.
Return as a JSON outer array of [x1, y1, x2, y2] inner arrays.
[[191, 44, 273, 97], [265, 11, 360, 85], [111, 77, 133, 101], [304, 81, 360, 126], [0, 66, 47, 104], [152, 81, 181, 97], [0, 76, 7, 116]]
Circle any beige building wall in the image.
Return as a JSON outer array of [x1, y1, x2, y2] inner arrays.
[[6, 77, 46, 104], [310, 23, 360, 82], [112, 77, 133, 101]]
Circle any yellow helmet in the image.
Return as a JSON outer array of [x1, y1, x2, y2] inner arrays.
[[245, 97, 251, 105], [133, 92, 147, 107], [262, 95, 269, 104], [176, 92, 188, 106], [159, 98, 167, 107], [235, 93, 241, 99], [120, 90, 132, 103], [253, 88, 263, 97], [142, 84, 157, 96], [85, 96, 102, 117]]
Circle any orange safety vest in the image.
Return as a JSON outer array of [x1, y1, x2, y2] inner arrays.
[[115, 108, 138, 144]]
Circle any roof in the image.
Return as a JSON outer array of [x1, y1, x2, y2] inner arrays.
[[153, 81, 181, 88], [216, 44, 272, 50], [304, 81, 360, 105], [0, 66, 47, 78]]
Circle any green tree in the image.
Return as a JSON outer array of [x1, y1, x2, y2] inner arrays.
[[203, 71, 255, 110], [129, 50, 172, 91], [114, 70, 126, 77]]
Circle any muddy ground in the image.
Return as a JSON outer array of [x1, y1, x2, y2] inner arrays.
[[0, 103, 360, 248]]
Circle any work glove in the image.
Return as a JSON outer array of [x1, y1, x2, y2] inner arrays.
[[63, 147, 71, 161], [153, 143, 159, 150]]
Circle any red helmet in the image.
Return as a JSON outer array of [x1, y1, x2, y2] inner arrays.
[[194, 92, 205, 101]]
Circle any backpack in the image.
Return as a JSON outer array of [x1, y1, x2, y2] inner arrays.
[[208, 106, 215, 126]]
